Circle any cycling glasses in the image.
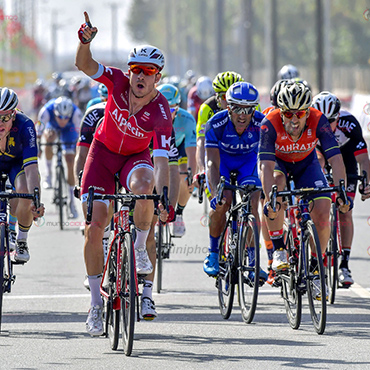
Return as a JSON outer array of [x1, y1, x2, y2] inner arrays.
[[0, 111, 15, 123], [281, 110, 308, 119], [130, 64, 159, 76], [328, 115, 339, 123], [55, 113, 71, 120], [217, 93, 226, 101], [229, 104, 255, 115], [170, 105, 179, 113]]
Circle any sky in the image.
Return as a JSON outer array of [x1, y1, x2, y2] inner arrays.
[[5, 0, 136, 58]]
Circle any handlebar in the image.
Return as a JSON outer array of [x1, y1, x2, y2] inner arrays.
[[180, 167, 193, 187], [348, 170, 368, 198], [198, 173, 206, 204]]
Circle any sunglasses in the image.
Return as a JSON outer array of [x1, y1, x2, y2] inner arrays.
[[229, 105, 255, 115], [55, 113, 71, 120], [217, 93, 226, 101], [0, 111, 15, 123], [170, 105, 179, 113], [130, 64, 159, 76], [281, 110, 307, 119], [328, 116, 339, 123]]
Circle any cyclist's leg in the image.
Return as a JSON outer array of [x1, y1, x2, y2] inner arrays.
[[42, 124, 58, 188]]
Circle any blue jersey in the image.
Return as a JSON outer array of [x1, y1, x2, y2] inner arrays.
[[173, 107, 196, 148], [205, 109, 265, 186]]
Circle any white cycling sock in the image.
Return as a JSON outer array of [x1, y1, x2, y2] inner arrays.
[[134, 227, 149, 249], [88, 274, 103, 307], [142, 280, 153, 300]]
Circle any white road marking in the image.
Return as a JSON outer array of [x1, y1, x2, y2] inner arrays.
[[350, 282, 370, 298]]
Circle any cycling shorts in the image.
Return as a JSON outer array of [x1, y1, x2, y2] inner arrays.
[[275, 156, 330, 201], [45, 121, 78, 152], [81, 139, 153, 199], [0, 159, 24, 187]]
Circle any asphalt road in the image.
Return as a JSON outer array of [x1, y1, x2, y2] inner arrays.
[[1, 167, 370, 369]]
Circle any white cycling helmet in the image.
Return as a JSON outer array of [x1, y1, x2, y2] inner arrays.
[[127, 45, 165, 71], [312, 91, 341, 121], [278, 64, 299, 80], [0, 87, 18, 113], [54, 96, 74, 118], [277, 82, 312, 111], [196, 76, 214, 100]]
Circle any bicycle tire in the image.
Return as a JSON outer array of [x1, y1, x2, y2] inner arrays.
[[217, 223, 235, 319], [55, 165, 65, 230], [156, 221, 163, 294], [281, 222, 302, 330], [0, 224, 5, 331], [238, 214, 260, 324], [305, 220, 327, 334], [121, 232, 136, 356], [326, 202, 338, 305], [106, 242, 120, 350]]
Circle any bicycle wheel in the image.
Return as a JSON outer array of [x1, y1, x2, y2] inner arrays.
[[281, 222, 302, 330], [0, 224, 6, 331], [105, 242, 120, 350], [121, 232, 136, 356], [156, 221, 163, 294], [217, 223, 235, 319], [55, 165, 68, 230], [238, 214, 260, 324], [326, 203, 338, 305], [305, 220, 327, 334]]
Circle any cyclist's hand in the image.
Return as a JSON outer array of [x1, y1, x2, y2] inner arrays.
[[337, 196, 353, 214], [31, 202, 45, 219], [78, 11, 98, 44], [263, 201, 279, 220], [193, 172, 205, 187], [360, 183, 370, 201], [157, 202, 168, 223], [210, 196, 226, 211]]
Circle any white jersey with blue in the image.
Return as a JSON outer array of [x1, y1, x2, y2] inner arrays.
[[205, 109, 264, 185]]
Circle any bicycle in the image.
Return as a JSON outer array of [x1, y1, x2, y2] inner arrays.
[[40, 141, 74, 230], [325, 170, 367, 304], [0, 173, 40, 332], [270, 179, 347, 334], [86, 186, 167, 356], [215, 173, 262, 324]]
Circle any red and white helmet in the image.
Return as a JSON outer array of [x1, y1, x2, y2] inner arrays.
[[127, 45, 165, 70]]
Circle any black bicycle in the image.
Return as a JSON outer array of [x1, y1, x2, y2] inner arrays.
[[40, 142, 72, 230], [215, 173, 262, 324], [0, 173, 40, 332], [271, 179, 347, 334]]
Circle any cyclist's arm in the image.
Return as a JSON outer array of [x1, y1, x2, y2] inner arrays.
[[327, 153, 347, 187], [169, 162, 180, 207], [153, 156, 169, 196], [74, 145, 89, 185], [259, 160, 276, 202], [24, 163, 41, 194], [205, 147, 220, 197], [356, 152, 370, 198]]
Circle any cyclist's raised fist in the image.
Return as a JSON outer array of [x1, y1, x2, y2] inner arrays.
[[78, 11, 98, 44]]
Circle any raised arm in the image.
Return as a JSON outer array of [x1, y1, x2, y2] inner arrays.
[[75, 12, 99, 76]]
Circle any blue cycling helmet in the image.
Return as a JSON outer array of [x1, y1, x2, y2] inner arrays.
[[157, 83, 181, 105], [98, 83, 108, 98], [226, 82, 259, 106]]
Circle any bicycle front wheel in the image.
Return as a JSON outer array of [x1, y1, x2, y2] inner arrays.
[[156, 221, 163, 294], [281, 222, 302, 330], [238, 215, 260, 324], [121, 232, 136, 356], [326, 203, 338, 305], [305, 220, 327, 334], [55, 165, 67, 230], [217, 223, 235, 319], [105, 241, 120, 350], [0, 224, 6, 331]]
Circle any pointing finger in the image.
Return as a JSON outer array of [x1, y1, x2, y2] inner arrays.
[[84, 11, 90, 24]]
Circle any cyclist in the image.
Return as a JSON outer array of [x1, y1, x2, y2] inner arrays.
[[312, 91, 370, 287], [157, 83, 196, 237], [76, 12, 171, 335], [203, 81, 267, 284], [187, 76, 214, 122], [263, 79, 289, 116], [195, 71, 244, 179], [259, 82, 350, 300], [277, 64, 299, 80], [0, 87, 45, 262], [37, 96, 82, 219], [86, 83, 108, 109]]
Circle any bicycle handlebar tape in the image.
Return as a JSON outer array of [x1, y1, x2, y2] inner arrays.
[[86, 186, 95, 224], [34, 187, 40, 209], [198, 174, 205, 204], [216, 176, 225, 205], [270, 185, 278, 212], [162, 186, 169, 211]]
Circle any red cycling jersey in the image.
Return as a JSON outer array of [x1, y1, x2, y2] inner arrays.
[[187, 85, 203, 121], [91, 64, 172, 157]]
